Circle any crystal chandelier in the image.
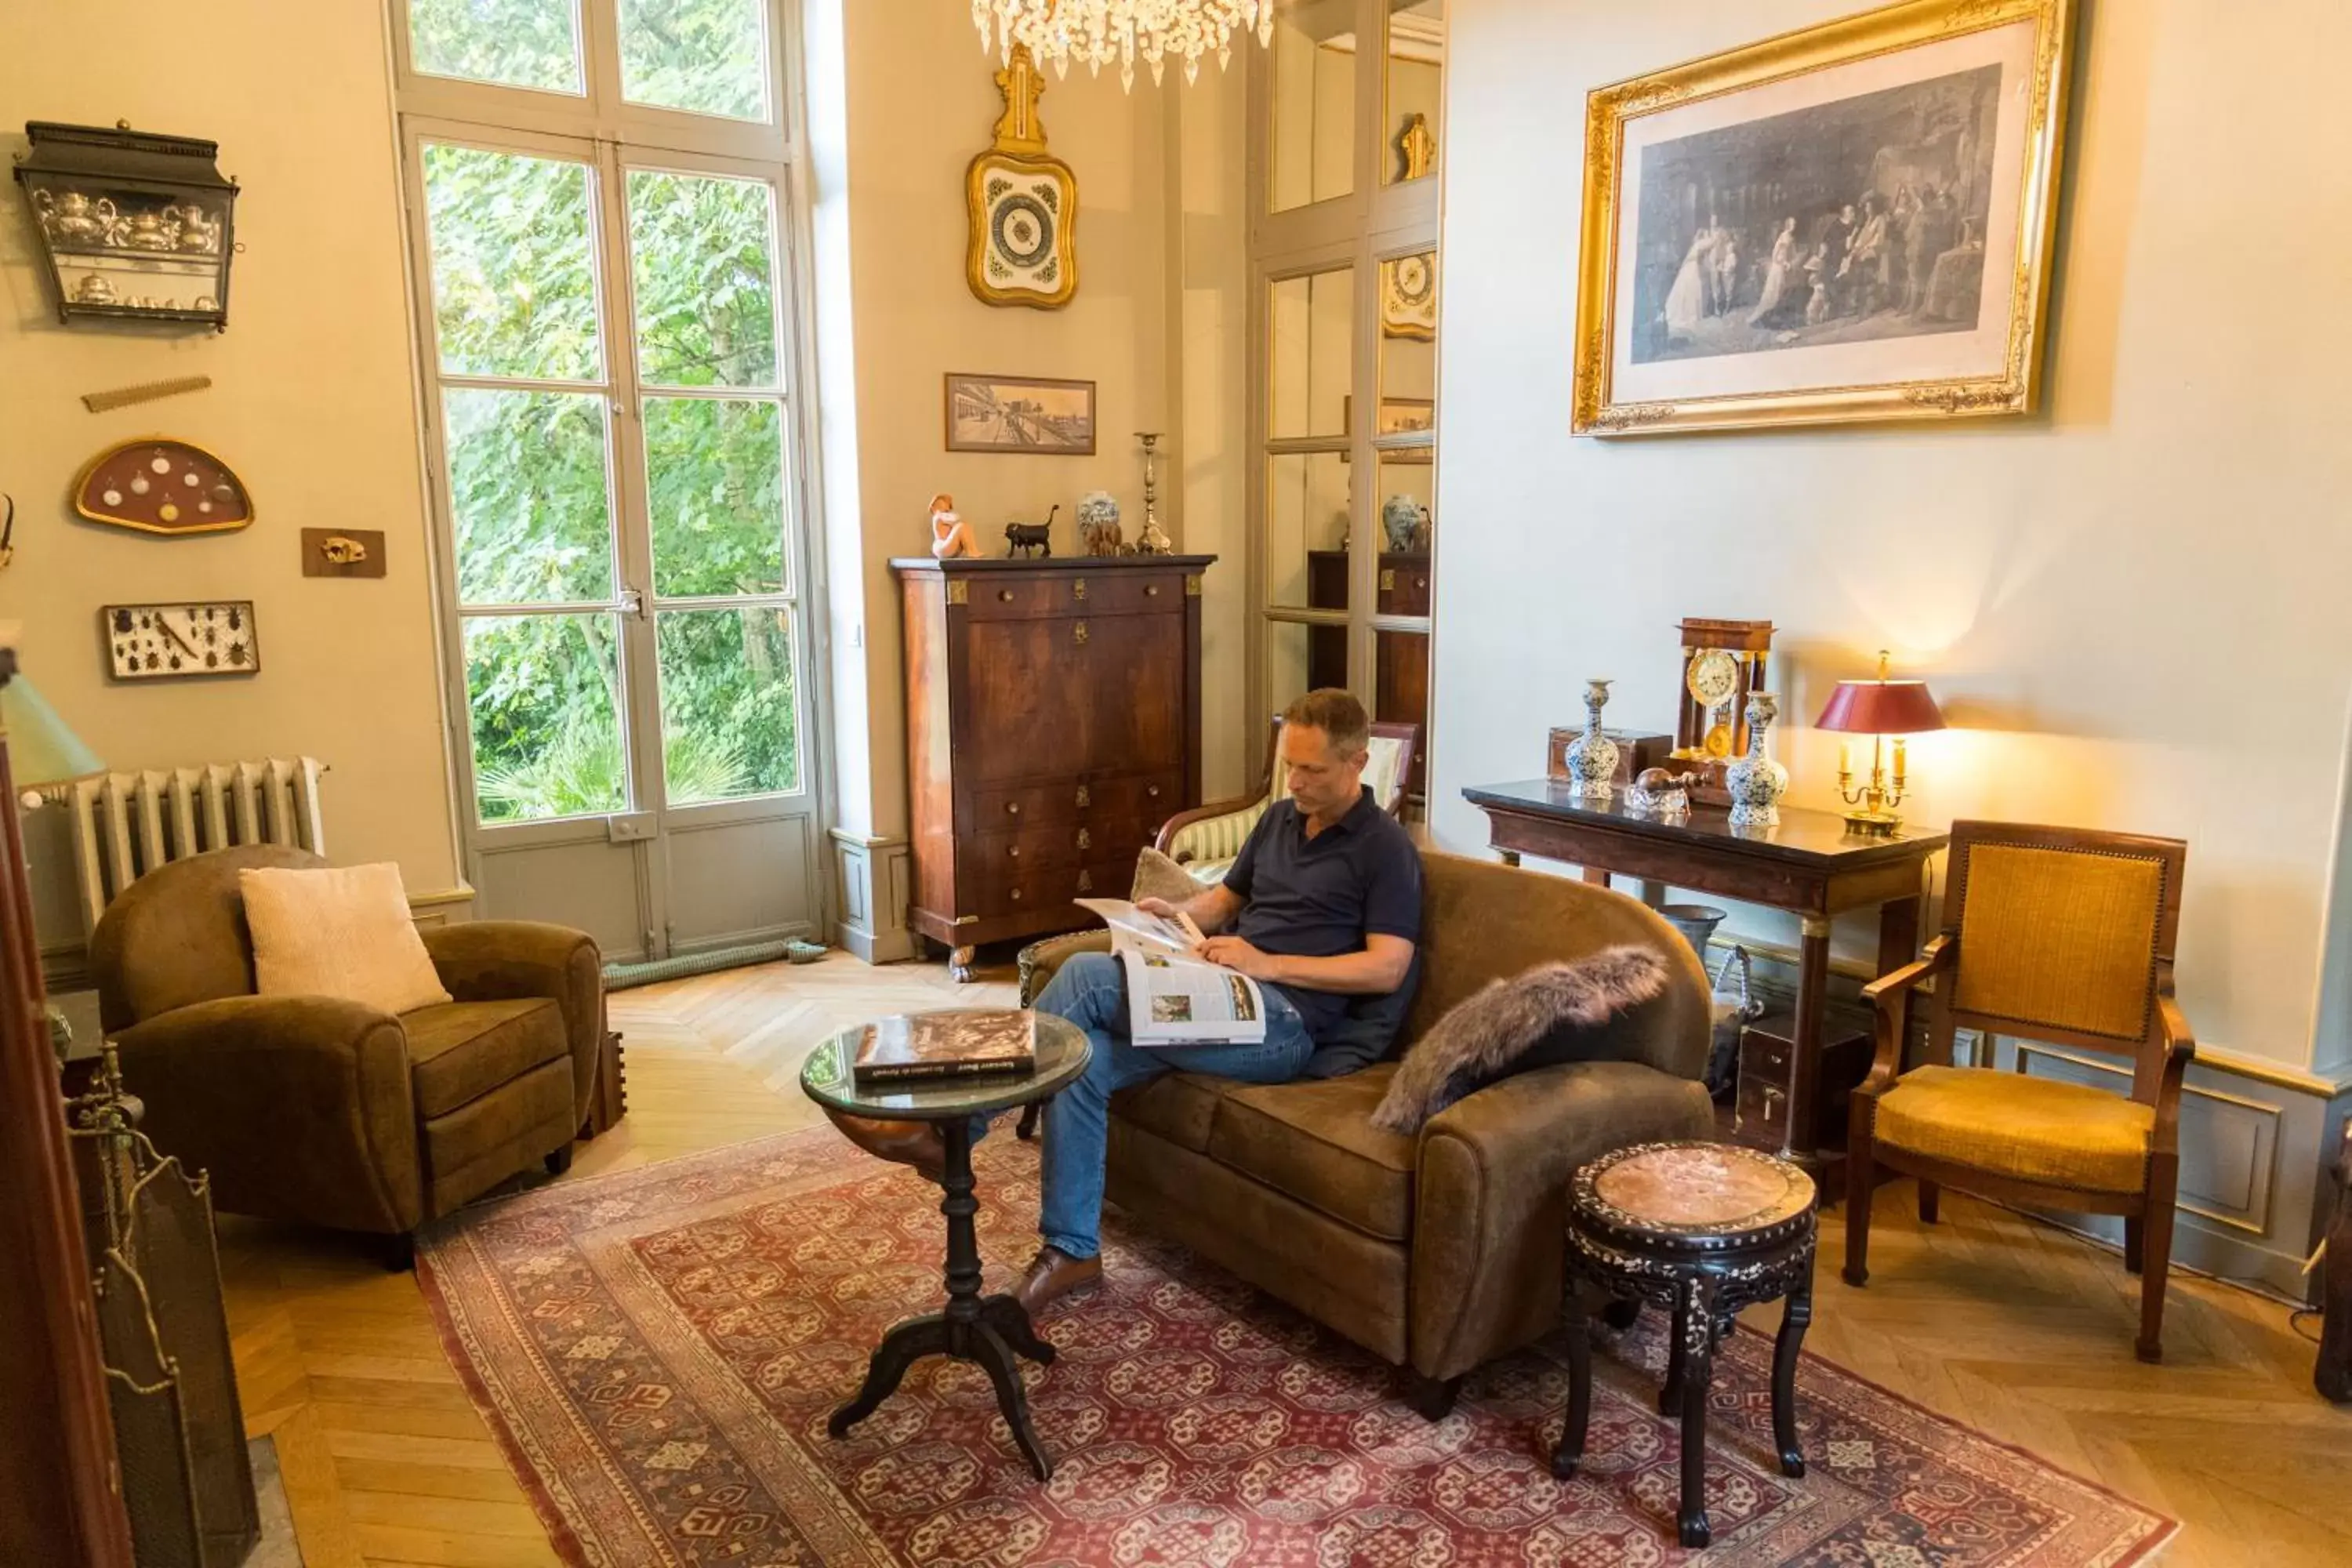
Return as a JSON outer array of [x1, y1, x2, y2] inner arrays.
[[972, 1, 1276, 91]]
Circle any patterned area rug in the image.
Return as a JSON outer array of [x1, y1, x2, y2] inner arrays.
[[419, 1128, 2175, 1566]]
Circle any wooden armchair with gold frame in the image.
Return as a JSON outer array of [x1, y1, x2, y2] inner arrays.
[[1842, 821, 2194, 1363]]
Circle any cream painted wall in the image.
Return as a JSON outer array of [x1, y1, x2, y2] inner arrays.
[[1433, 0, 2352, 1071], [0, 2, 461, 946], [1173, 67, 1254, 804], [819, 4, 1254, 843]]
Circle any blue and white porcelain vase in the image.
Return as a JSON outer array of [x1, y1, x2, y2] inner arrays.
[[1723, 692, 1789, 827], [1563, 680, 1621, 800]]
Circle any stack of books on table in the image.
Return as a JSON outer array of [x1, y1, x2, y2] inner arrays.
[[851, 1010, 1038, 1087]]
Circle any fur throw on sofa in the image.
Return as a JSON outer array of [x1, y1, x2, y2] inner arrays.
[[1370, 947, 1672, 1134]]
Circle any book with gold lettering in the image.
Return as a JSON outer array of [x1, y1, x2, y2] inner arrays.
[[851, 1009, 1038, 1086]]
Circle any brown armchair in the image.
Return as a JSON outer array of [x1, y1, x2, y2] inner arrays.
[[1843, 822, 2193, 1362], [90, 845, 604, 1264]]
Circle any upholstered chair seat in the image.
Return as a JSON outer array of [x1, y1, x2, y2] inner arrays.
[[1871, 1065, 2155, 1194]]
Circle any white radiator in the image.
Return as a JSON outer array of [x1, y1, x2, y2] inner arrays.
[[64, 757, 328, 931]]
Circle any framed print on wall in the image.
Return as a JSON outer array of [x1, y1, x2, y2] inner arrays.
[[943, 373, 1098, 456], [1571, 0, 2076, 436]]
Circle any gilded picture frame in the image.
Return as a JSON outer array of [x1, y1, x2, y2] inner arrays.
[[1571, 0, 2075, 437]]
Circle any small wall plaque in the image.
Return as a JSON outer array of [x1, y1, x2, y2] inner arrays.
[[300, 528, 385, 579]]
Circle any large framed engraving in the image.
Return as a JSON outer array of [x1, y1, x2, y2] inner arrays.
[[1571, 0, 2075, 436]]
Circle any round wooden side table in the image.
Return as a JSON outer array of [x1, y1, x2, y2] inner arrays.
[[799, 1011, 1091, 1480], [1551, 1140, 1818, 1548]]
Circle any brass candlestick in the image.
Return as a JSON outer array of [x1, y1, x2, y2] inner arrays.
[[1836, 730, 1911, 836], [1133, 431, 1173, 554]]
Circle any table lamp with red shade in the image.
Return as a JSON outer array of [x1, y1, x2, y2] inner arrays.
[[1816, 650, 1946, 837]]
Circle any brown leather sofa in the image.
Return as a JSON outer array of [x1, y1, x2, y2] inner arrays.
[[1027, 850, 1715, 1412], [90, 845, 604, 1264]]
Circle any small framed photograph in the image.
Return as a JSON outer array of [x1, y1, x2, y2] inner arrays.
[[942, 372, 1097, 455]]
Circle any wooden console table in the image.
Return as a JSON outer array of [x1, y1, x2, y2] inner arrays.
[[1462, 780, 1947, 1173]]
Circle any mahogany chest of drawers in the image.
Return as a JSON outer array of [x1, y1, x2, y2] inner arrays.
[[894, 554, 1215, 980]]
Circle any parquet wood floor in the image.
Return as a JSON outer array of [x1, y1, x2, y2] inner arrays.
[[216, 953, 2349, 1566]]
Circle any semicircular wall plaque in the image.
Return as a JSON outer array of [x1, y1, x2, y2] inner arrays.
[[74, 437, 253, 536]]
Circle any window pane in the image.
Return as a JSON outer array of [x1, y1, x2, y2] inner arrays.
[[1269, 0, 1355, 213], [465, 614, 627, 822], [423, 144, 603, 382], [619, 0, 771, 122], [1383, 1, 1444, 187], [628, 169, 779, 388], [1268, 268, 1352, 440], [408, 0, 583, 94], [646, 397, 786, 597], [445, 390, 616, 604], [1268, 452, 1351, 612], [656, 607, 801, 802]]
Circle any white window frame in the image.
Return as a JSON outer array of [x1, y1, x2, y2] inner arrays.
[[387, 0, 836, 858]]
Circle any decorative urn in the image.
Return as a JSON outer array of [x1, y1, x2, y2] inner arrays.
[[1561, 680, 1621, 800], [1722, 692, 1790, 827]]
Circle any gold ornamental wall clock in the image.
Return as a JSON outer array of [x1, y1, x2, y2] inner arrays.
[[967, 45, 1078, 310], [1380, 249, 1437, 340]]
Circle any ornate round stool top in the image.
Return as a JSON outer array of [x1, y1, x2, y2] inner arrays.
[[1574, 1140, 1817, 1254], [1555, 1141, 1820, 1548]]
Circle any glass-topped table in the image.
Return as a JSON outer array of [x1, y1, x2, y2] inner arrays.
[[798, 1011, 1090, 1480]]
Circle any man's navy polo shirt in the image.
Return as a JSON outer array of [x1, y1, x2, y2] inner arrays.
[[1223, 785, 1423, 1053]]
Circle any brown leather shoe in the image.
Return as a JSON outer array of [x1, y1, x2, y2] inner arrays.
[[823, 1108, 946, 1184], [1013, 1245, 1102, 1317]]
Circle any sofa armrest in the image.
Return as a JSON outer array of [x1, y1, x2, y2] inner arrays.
[[114, 995, 423, 1235], [1408, 1059, 1714, 1381], [422, 921, 603, 1127], [1018, 930, 1113, 1007]]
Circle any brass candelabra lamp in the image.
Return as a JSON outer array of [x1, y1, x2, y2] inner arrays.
[[1816, 650, 1947, 837]]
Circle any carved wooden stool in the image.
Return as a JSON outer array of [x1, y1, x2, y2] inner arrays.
[[2318, 1121, 2352, 1403], [1552, 1140, 1818, 1549]]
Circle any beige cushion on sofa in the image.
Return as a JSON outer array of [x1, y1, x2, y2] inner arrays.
[[240, 862, 452, 1016]]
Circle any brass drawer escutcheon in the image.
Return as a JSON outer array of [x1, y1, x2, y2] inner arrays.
[[1073, 619, 1089, 644]]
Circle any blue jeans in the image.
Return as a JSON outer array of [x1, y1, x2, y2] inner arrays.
[[1006, 951, 1316, 1260]]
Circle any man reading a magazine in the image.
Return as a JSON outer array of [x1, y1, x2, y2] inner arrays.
[[828, 688, 1422, 1316]]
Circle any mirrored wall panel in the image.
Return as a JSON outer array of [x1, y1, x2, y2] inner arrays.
[[1269, 267, 1355, 440], [1268, 452, 1352, 612], [1383, 2, 1444, 187], [1270, 0, 1357, 212]]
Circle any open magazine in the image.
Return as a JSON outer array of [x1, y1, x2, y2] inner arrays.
[[1075, 898, 1269, 1046]]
